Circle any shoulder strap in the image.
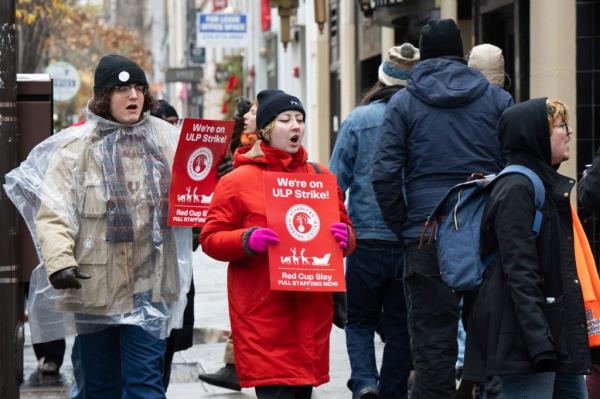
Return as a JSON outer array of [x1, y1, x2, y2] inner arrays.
[[309, 161, 322, 174], [497, 165, 545, 234]]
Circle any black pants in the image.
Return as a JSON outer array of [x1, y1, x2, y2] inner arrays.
[[403, 243, 475, 399], [33, 339, 66, 368], [26, 282, 66, 369], [255, 385, 313, 399], [163, 278, 195, 390], [163, 340, 176, 389]]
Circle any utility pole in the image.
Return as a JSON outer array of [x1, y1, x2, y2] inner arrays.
[[0, 0, 21, 397]]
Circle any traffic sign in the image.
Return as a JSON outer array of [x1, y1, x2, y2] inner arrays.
[[165, 67, 204, 83], [45, 61, 80, 102], [196, 12, 248, 48], [190, 46, 206, 64]]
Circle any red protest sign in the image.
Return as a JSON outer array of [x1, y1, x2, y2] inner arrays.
[[263, 172, 345, 292], [168, 118, 234, 227]]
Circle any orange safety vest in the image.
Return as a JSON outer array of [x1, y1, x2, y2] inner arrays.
[[572, 205, 600, 347]]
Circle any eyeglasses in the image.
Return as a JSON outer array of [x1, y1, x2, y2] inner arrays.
[[553, 122, 569, 131], [114, 84, 147, 96]]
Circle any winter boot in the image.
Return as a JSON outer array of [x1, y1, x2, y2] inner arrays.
[[198, 363, 241, 391]]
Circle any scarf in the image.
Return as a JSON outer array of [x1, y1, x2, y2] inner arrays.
[[98, 121, 171, 244]]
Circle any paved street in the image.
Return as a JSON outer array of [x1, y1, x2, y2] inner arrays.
[[21, 249, 383, 398]]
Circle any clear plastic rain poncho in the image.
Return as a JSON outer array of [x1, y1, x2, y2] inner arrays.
[[4, 108, 192, 343]]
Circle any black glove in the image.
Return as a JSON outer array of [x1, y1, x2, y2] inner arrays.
[[49, 266, 91, 289], [217, 155, 234, 177]]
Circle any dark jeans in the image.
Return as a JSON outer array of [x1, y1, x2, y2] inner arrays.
[[255, 385, 313, 399], [78, 325, 166, 399], [498, 372, 587, 398], [70, 336, 84, 399], [345, 241, 410, 398], [404, 242, 472, 399]]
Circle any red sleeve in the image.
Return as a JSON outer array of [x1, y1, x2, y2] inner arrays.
[[199, 175, 251, 262]]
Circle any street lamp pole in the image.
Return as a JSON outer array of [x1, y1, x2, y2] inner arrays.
[[0, 0, 21, 397], [270, 0, 299, 49]]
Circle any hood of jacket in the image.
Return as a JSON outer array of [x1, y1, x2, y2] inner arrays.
[[233, 140, 308, 171], [468, 43, 505, 88], [498, 97, 552, 166], [407, 58, 490, 108]]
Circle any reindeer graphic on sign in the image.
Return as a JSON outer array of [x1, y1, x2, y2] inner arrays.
[[279, 247, 331, 267]]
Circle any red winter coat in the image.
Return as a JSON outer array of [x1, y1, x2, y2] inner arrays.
[[200, 142, 355, 388]]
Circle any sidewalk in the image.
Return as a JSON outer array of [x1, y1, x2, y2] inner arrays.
[[20, 250, 383, 398]]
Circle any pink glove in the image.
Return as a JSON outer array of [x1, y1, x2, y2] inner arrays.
[[248, 228, 280, 253], [331, 223, 349, 248]]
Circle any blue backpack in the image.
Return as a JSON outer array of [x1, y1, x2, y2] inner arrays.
[[420, 165, 545, 291]]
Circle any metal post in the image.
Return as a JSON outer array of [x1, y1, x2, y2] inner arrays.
[[472, 0, 481, 44], [186, 0, 195, 117], [0, 0, 21, 397]]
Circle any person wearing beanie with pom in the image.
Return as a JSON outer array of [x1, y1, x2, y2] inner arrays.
[[371, 19, 514, 398], [330, 42, 418, 399], [9, 54, 192, 399], [200, 89, 356, 398]]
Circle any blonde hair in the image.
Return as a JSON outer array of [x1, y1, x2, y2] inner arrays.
[[546, 99, 569, 135], [259, 119, 276, 143]]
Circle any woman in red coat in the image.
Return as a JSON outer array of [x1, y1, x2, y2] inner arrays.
[[200, 89, 355, 399]]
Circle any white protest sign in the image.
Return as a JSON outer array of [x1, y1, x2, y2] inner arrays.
[[196, 12, 248, 48]]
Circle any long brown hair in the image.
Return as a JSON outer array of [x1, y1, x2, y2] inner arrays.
[[89, 89, 158, 121], [360, 81, 387, 105]]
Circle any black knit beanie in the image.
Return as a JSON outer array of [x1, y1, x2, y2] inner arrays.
[[152, 99, 179, 119], [419, 19, 464, 60], [94, 54, 148, 97], [256, 89, 305, 131]]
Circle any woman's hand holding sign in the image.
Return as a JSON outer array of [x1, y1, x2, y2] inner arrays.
[[330, 223, 349, 249], [248, 227, 280, 253]]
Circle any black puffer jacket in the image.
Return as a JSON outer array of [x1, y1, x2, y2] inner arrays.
[[463, 98, 592, 381], [578, 145, 600, 210]]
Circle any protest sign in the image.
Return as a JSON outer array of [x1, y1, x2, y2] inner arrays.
[[168, 118, 234, 226], [263, 172, 345, 292]]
